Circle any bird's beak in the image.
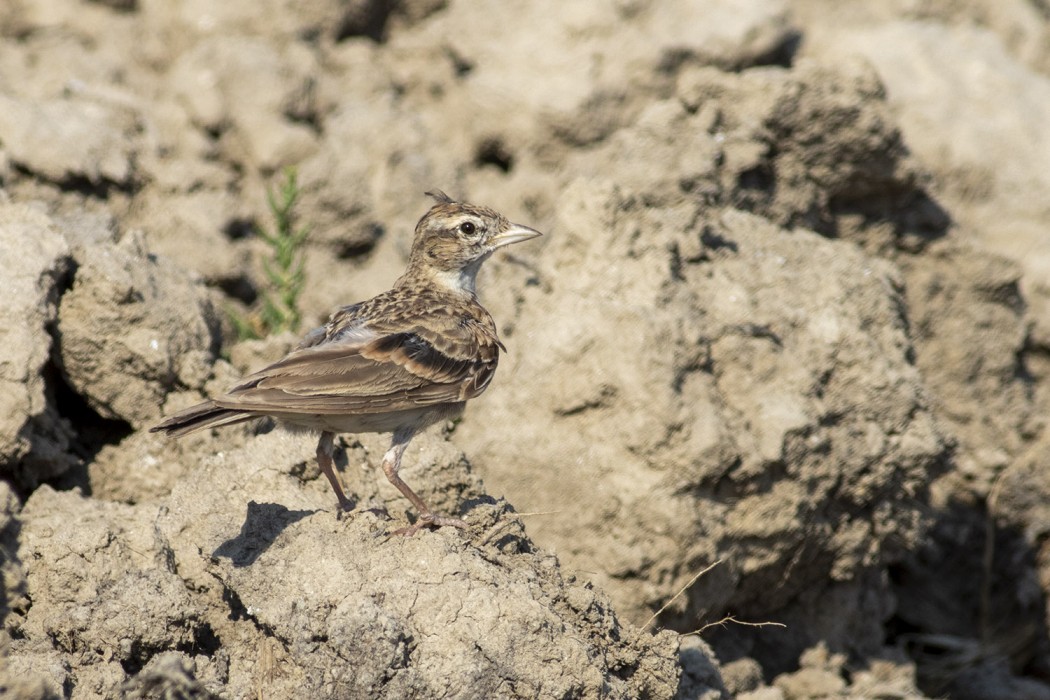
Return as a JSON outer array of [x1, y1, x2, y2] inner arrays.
[[489, 223, 543, 249]]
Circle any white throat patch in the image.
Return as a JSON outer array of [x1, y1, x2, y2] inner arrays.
[[430, 257, 486, 295]]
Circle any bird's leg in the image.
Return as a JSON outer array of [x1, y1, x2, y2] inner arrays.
[[382, 429, 468, 536], [316, 431, 354, 514]]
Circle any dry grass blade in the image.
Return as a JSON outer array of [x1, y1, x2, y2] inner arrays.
[[643, 559, 723, 630]]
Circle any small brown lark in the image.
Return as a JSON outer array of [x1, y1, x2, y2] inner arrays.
[[151, 191, 541, 536]]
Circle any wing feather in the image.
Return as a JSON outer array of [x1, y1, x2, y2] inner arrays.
[[214, 321, 499, 416]]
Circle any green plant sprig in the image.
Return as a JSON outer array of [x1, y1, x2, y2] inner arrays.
[[229, 167, 310, 340]]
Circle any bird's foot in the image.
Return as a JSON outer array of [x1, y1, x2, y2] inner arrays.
[[390, 513, 468, 537], [334, 497, 356, 521]]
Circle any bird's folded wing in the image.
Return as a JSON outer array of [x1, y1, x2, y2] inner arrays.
[[215, 326, 498, 415]]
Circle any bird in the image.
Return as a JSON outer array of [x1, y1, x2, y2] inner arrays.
[[151, 190, 542, 536]]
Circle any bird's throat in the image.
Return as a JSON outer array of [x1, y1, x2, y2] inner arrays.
[[407, 257, 486, 297]]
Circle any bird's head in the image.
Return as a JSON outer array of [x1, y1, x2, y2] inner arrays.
[[402, 190, 542, 295]]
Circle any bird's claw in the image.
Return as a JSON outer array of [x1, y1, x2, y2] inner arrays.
[[332, 494, 360, 520]]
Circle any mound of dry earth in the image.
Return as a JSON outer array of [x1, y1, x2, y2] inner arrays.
[[5, 435, 688, 699], [2, 1, 1050, 699]]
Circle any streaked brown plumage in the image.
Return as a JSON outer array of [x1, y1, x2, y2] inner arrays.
[[151, 191, 541, 535]]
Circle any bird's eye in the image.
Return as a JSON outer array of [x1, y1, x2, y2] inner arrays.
[[459, 221, 476, 236]]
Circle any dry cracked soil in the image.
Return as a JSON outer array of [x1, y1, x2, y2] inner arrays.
[[2, 1, 1050, 699]]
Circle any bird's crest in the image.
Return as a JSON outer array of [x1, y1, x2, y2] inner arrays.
[[425, 190, 455, 205]]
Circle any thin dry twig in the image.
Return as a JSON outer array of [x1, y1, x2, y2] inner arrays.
[[686, 614, 786, 637], [644, 559, 723, 630]]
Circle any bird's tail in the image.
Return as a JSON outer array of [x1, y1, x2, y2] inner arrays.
[[150, 400, 254, 438]]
